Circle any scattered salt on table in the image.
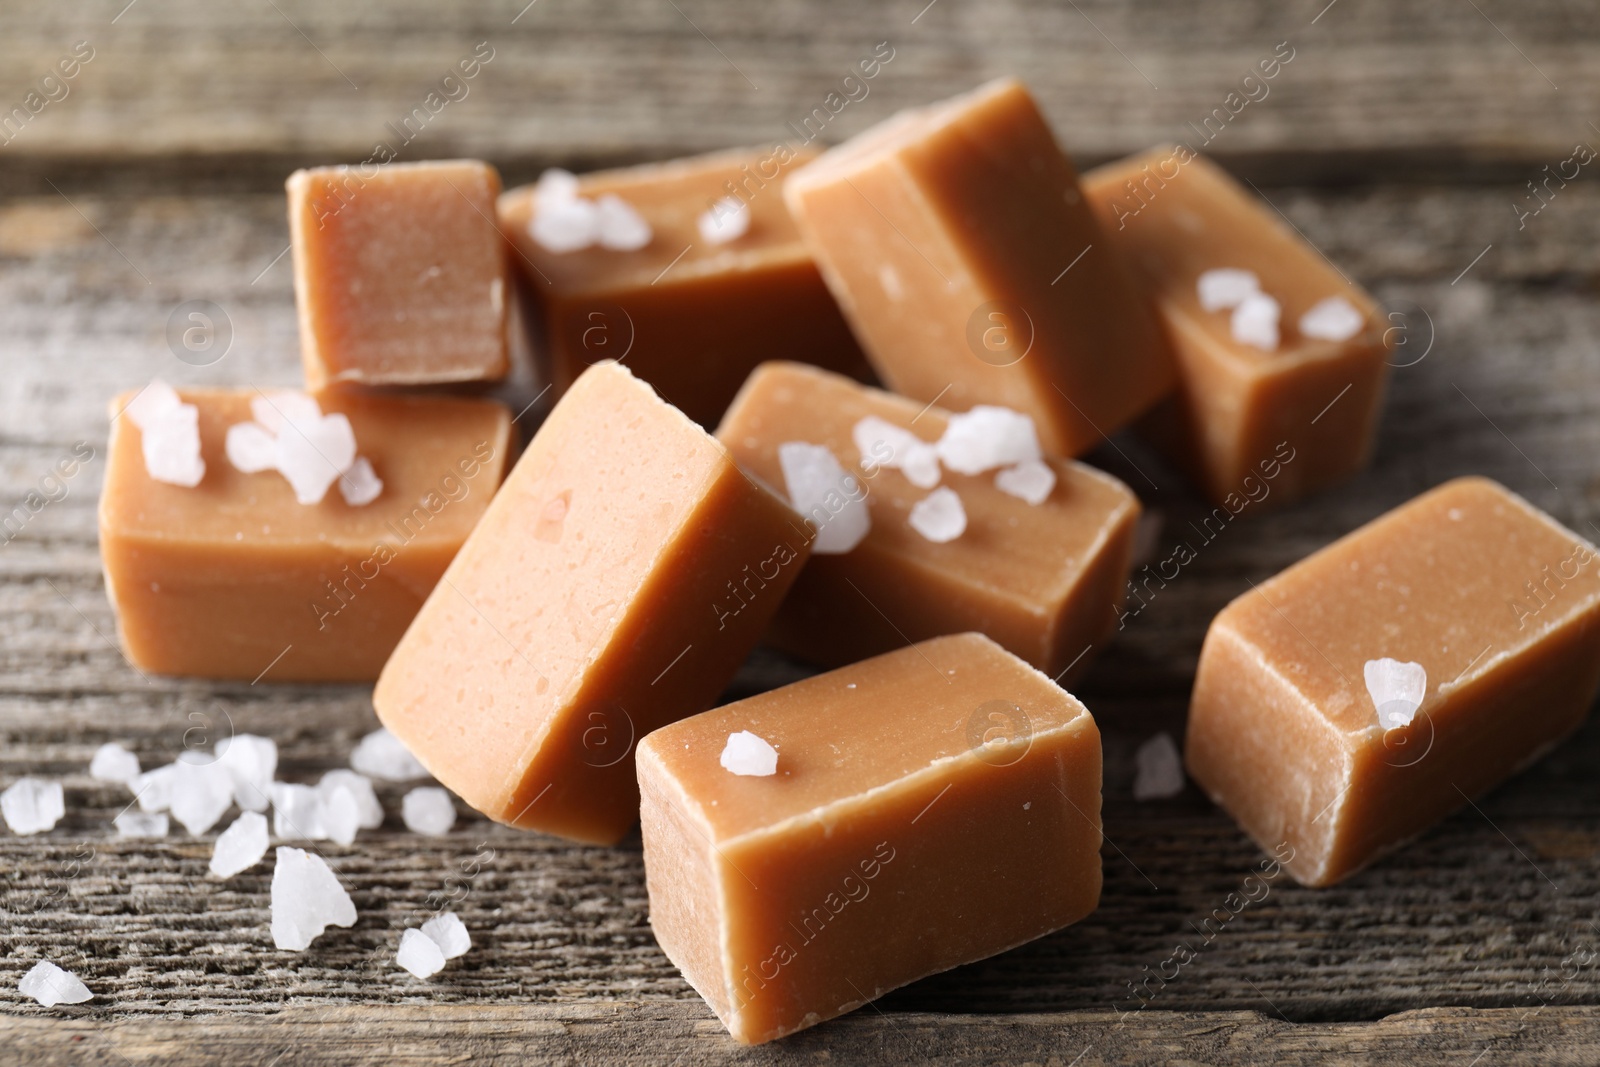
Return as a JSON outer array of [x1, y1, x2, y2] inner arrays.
[[210, 811, 269, 878], [397, 927, 447, 979], [350, 728, 429, 781], [270, 846, 357, 951], [216, 734, 278, 812], [1, 778, 64, 836], [422, 912, 472, 959], [114, 810, 169, 838], [1133, 733, 1186, 800], [18, 961, 92, 1007], [402, 787, 457, 836], [89, 743, 140, 786]]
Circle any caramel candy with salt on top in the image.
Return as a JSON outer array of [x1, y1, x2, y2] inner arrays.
[[1186, 477, 1600, 887], [288, 160, 510, 390], [1082, 148, 1392, 507], [638, 632, 1102, 1045], [782, 78, 1176, 457], [716, 362, 1140, 679], [497, 146, 871, 427], [99, 389, 511, 682], [374, 361, 812, 844]]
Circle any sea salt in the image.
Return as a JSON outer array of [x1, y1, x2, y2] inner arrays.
[[318, 770, 383, 830], [698, 195, 751, 245], [210, 810, 269, 878], [422, 912, 471, 959], [338, 457, 383, 507], [271, 782, 328, 841], [1231, 291, 1281, 352], [402, 787, 457, 836], [595, 194, 653, 251], [168, 758, 235, 836], [123, 378, 182, 429], [132, 763, 179, 813], [778, 442, 871, 555], [909, 487, 968, 543], [350, 728, 429, 782], [18, 961, 92, 1007], [994, 459, 1056, 505], [216, 734, 278, 812], [1, 778, 65, 836], [1196, 268, 1261, 312], [936, 406, 1041, 475], [89, 742, 140, 786], [533, 167, 580, 208], [1365, 657, 1427, 730], [397, 927, 447, 979], [322, 785, 363, 846], [224, 421, 276, 473], [270, 846, 357, 951], [530, 195, 600, 253], [274, 411, 358, 505], [250, 391, 322, 434], [720, 731, 778, 777], [853, 416, 941, 489], [230, 393, 368, 506], [114, 810, 169, 838], [1133, 732, 1186, 800], [1298, 295, 1364, 342]]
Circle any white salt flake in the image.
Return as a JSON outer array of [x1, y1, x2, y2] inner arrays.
[[720, 731, 778, 777], [233, 395, 362, 506], [1298, 295, 1365, 342], [210, 810, 269, 878], [995, 459, 1056, 505], [422, 912, 471, 959], [18, 961, 92, 1007], [274, 411, 358, 505], [216, 734, 278, 812], [779, 442, 871, 555], [140, 401, 205, 488], [114, 810, 169, 839], [350, 728, 429, 782], [318, 770, 383, 830], [338, 456, 383, 506], [595, 194, 652, 251], [402, 787, 457, 836], [698, 195, 751, 245], [1365, 658, 1427, 730], [249, 391, 323, 435], [123, 379, 182, 431], [132, 763, 179, 813], [936, 406, 1042, 475], [1, 778, 65, 835], [397, 927, 447, 979], [530, 195, 600, 253], [270, 846, 357, 951], [225, 421, 277, 474], [909, 487, 967, 544], [321, 786, 362, 846], [1133, 733, 1186, 800], [853, 416, 941, 489], [1197, 268, 1261, 312], [1231, 291, 1281, 352], [89, 743, 140, 786], [271, 782, 328, 841], [532, 167, 580, 207], [168, 758, 235, 836]]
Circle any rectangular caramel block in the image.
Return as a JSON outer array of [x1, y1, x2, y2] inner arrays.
[[716, 362, 1139, 679], [783, 78, 1175, 457], [1186, 477, 1600, 886], [374, 361, 812, 844], [638, 632, 1102, 1044], [99, 390, 511, 682], [498, 146, 870, 427], [1083, 148, 1391, 506], [288, 159, 510, 390]]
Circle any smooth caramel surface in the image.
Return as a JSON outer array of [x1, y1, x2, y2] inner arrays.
[[1186, 477, 1600, 886], [638, 633, 1102, 1044], [99, 388, 511, 682]]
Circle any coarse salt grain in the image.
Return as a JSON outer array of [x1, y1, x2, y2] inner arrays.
[[18, 961, 92, 1007], [1231, 291, 1281, 352], [533, 167, 580, 207], [270, 846, 357, 951], [1133, 733, 1186, 800], [720, 731, 778, 777], [1298, 295, 1365, 342], [230, 393, 368, 506], [397, 927, 447, 979], [168, 758, 235, 836], [89, 742, 140, 786], [133, 763, 179, 813], [216, 734, 278, 812], [1, 778, 65, 836], [778, 441, 871, 555], [1365, 657, 1427, 730], [127, 381, 205, 489], [994, 459, 1056, 505], [271, 781, 328, 841], [114, 810, 169, 838], [853, 415, 941, 489], [1196, 268, 1260, 312], [530, 195, 600, 253], [698, 195, 751, 245], [422, 912, 471, 959], [402, 787, 457, 836], [350, 728, 430, 782], [909, 487, 967, 543], [210, 810, 269, 878], [318, 770, 383, 830], [338, 457, 383, 507], [595, 194, 653, 251], [936, 406, 1041, 475]]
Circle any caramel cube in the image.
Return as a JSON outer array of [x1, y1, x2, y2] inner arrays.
[[99, 389, 511, 682], [716, 362, 1139, 679], [288, 160, 510, 390], [498, 147, 870, 427], [1083, 148, 1391, 506], [638, 632, 1102, 1044], [783, 78, 1175, 456], [374, 361, 811, 844], [1186, 478, 1600, 886]]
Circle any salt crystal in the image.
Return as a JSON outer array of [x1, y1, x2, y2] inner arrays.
[[1133, 732, 1186, 800], [18, 960, 92, 1007], [270, 846, 357, 951], [249, 391, 322, 435], [350, 728, 430, 781], [168, 758, 235, 836], [936, 406, 1042, 475], [1, 778, 64, 835], [533, 167, 580, 207], [274, 411, 358, 506], [89, 742, 140, 785], [1298, 295, 1365, 342], [338, 457, 383, 506], [698, 195, 751, 245], [141, 402, 206, 488], [530, 195, 600, 254], [778, 442, 871, 555], [396, 927, 447, 979], [271, 782, 328, 841], [133, 763, 178, 813], [1231, 291, 1281, 352], [1197, 268, 1261, 312], [853, 416, 941, 489], [422, 912, 471, 959], [123, 379, 182, 430], [114, 810, 168, 838], [994, 459, 1056, 505], [318, 770, 383, 830], [1365, 658, 1427, 730], [225, 421, 277, 474], [720, 731, 778, 777], [216, 734, 278, 812], [909, 487, 967, 543], [210, 810, 269, 878], [402, 787, 456, 836], [595, 194, 653, 251], [321, 785, 363, 846]]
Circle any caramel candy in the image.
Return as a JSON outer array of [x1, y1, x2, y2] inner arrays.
[[783, 78, 1175, 457], [1186, 477, 1600, 887], [716, 362, 1139, 679], [99, 389, 511, 682], [1082, 148, 1391, 506], [288, 160, 510, 390], [638, 632, 1103, 1044], [374, 361, 811, 844], [497, 147, 870, 427]]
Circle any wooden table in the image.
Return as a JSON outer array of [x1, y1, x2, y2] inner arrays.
[[3, 1, 1599, 1062]]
